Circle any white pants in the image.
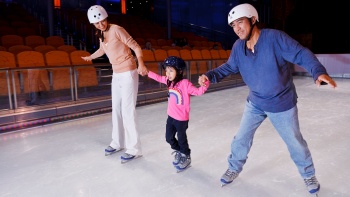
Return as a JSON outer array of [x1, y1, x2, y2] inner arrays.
[[110, 69, 142, 156]]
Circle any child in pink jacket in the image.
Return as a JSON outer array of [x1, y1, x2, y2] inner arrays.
[[147, 56, 210, 171]]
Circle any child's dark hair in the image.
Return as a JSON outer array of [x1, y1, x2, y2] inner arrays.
[[162, 56, 186, 88], [165, 67, 184, 88]]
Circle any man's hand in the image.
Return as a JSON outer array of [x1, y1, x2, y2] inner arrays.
[[316, 74, 337, 88]]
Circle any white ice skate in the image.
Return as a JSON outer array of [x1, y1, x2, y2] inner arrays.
[[120, 153, 142, 164], [171, 150, 181, 166], [174, 153, 191, 173], [105, 146, 123, 156], [220, 169, 239, 187], [304, 176, 320, 196]]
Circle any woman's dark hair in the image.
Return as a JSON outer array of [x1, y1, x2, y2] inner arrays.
[[94, 20, 110, 42], [95, 29, 104, 42]]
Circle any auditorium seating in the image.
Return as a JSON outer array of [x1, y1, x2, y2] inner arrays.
[[167, 49, 180, 57], [142, 49, 158, 74], [34, 45, 56, 54], [57, 45, 77, 54], [154, 49, 168, 62], [45, 50, 72, 90], [0, 51, 20, 96], [46, 36, 65, 48], [1, 35, 24, 49], [8, 45, 32, 55], [16, 51, 50, 94], [70, 50, 98, 88], [25, 35, 46, 48]]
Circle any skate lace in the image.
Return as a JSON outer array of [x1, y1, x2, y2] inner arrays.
[[122, 153, 135, 159], [224, 169, 237, 178], [106, 146, 115, 151], [178, 155, 191, 166], [304, 176, 318, 186], [172, 151, 181, 161]]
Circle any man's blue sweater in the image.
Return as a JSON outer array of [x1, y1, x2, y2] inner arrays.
[[206, 29, 328, 112]]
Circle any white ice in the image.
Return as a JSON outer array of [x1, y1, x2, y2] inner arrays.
[[0, 76, 349, 197]]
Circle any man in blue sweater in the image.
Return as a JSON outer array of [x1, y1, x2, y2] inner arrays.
[[198, 3, 337, 196]]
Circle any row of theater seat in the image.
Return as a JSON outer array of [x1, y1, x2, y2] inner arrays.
[[0, 3, 45, 37], [142, 48, 231, 61], [136, 37, 222, 50], [0, 35, 65, 49], [0, 25, 41, 37], [0, 50, 98, 96], [141, 48, 231, 76], [1, 44, 78, 55], [1, 47, 232, 96]]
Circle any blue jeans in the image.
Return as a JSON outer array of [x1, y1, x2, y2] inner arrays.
[[228, 100, 315, 178]]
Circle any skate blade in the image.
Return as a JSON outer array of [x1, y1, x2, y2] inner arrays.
[[120, 155, 142, 164], [105, 152, 116, 156], [175, 165, 191, 173], [220, 180, 232, 187], [105, 149, 123, 156]]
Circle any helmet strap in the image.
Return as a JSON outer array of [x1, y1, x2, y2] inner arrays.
[[245, 18, 255, 41], [244, 18, 257, 56]]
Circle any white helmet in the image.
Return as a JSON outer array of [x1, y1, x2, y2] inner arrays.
[[87, 5, 108, 24], [227, 3, 259, 26]]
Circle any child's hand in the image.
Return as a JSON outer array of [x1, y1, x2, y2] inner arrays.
[[198, 74, 208, 87]]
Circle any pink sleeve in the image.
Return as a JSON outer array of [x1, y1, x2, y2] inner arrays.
[[147, 71, 167, 84], [186, 80, 210, 96]]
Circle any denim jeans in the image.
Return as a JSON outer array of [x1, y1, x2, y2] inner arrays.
[[228, 100, 315, 178]]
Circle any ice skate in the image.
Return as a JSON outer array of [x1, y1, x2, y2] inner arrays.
[[120, 153, 142, 164], [304, 176, 320, 196], [175, 153, 191, 173], [220, 169, 239, 187], [171, 150, 181, 166], [104, 146, 123, 156]]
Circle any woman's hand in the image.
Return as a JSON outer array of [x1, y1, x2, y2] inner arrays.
[[81, 56, 92, 61], [137, 61, 148, 76]]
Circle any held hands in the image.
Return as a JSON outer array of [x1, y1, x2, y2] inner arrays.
[[137, 61, 148, 76], [198, 74, 209, 87], [81, 56, 92, 61], [316, 74, 337, 88]]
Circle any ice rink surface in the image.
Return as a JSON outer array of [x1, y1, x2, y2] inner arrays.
[[1, 76, 349, 197]]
